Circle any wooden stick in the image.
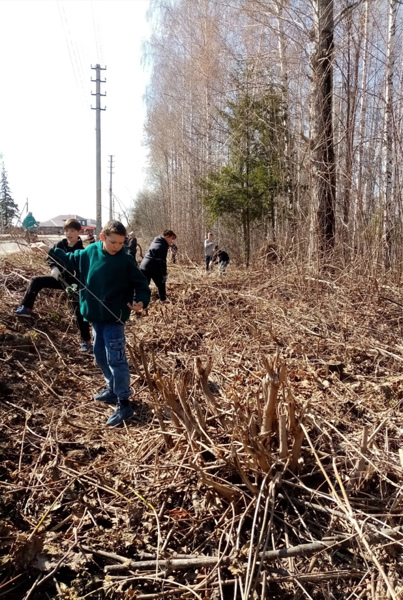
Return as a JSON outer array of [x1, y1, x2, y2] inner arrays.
[[98, 527, 403, 573], [279, 413, 288, 459]]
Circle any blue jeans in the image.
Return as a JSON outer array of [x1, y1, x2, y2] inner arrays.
[[92, 323, 131, 399]]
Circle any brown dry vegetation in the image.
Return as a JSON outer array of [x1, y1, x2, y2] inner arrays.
[[1, 251, 403, 600]]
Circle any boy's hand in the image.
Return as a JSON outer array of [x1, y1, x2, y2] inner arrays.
[[51, 267, 61, 280], [127, 301, 143, 313], [31, 242, 50, 254]]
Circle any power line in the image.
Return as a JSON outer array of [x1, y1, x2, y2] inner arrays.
[[91, 0, 104, 64], [57, 0, 89, 112]]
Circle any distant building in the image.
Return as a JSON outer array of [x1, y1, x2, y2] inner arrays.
[[38, 215, 96, 235]]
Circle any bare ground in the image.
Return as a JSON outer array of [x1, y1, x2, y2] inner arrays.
[[1, 251, 403, 599]]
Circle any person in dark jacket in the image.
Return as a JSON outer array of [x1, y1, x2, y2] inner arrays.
[[212, 245, 230, 274], [140, 229, 177, 301], [126, 232, 143, 264], [14, 219, 93, 352], [31, 220, 151, 427]]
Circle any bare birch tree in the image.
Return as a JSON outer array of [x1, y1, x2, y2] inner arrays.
[[382, 0, 397, 269], [139, 0, 403, 272]]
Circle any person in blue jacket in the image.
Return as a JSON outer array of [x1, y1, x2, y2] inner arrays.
[[140, 229, 177, 301]]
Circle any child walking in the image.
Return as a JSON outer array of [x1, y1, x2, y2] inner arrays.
[[32, 220, 151, 427], [15, 218, 93, 352]]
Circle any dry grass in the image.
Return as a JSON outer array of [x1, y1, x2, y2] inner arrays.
[[1, 251, 403, 599]]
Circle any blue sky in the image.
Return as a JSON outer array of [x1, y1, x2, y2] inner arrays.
[[0, 0, 150, 224]]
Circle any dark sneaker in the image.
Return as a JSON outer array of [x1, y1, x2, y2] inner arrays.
[[14, 306, 32, 318], [80, 341, 93, 353], [106, 402, 134, 426], [94, 388, 118, 405]]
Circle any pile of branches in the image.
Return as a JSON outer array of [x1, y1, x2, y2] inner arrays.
[[1, 252, 403, 599]]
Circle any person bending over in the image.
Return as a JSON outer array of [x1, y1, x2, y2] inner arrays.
[[212, 245, 230, 274], [15, 218, 93, 353], [140, 229, 177, 301]]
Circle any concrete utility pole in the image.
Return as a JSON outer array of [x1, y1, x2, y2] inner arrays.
[[108, 155, 115, 220], [91, 64, 106, 237]]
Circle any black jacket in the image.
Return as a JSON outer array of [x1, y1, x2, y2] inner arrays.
[[140, 236, 169, 277], [47, 238, 84, 285], [213, 250, 230, 263], [127, 237, 138, 258]]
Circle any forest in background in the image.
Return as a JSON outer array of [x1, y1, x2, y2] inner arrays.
[[130, 0, 403, 274]]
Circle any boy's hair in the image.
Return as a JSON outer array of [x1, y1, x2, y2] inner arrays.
[[163, 229, 177, 239], [102, 220, 127, 237], [63, 219, 82, 231]]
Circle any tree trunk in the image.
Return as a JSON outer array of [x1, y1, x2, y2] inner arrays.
[[355, 0, 369, 258], [312, 0, 336, 258], [275, 0, 294, 228], [382, 0, 397, 270]]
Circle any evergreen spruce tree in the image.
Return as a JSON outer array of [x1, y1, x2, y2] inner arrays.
[[199, 79, 285, 266], [0, 163, 19, 229]]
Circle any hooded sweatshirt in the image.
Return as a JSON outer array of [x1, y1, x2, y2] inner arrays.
[[47, 237, 84, 285], [49, 241, 150, 323]]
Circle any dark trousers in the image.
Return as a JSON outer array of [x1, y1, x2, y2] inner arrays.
[[205, 255, 212, 270], [140, 269, 166, 301], [21, 276, 91, 342]]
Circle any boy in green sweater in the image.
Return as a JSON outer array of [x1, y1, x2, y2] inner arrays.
[[33, 220, 151, 426]]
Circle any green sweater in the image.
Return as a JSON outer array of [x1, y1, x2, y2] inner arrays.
[[49, 241, 151, 323]]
